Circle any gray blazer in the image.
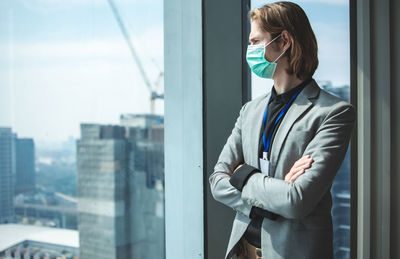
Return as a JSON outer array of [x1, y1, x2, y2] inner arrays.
[[209, 80, 355, 259]]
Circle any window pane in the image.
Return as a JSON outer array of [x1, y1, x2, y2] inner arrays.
[[0, 1, 165, 258], [250, 1, 350, 258]]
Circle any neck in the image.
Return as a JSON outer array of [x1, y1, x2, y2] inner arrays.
[[272, 56, 303, 94], [273, 74, 303, 95]]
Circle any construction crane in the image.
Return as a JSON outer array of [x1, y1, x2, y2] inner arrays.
[[107, 0, 164, 114]]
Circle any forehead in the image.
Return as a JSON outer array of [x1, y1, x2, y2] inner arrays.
[[249, 20, 270, 40]]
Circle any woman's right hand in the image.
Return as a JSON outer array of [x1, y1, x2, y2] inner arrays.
[[284, 155, 314, 182]]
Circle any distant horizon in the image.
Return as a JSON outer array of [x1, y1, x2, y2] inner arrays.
[[2, 77, 348, 144]]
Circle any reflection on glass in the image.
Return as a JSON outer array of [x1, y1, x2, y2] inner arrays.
[[320, 82, 351, 259], [0, 0, 164, 258], [250, 1, 350, 258]]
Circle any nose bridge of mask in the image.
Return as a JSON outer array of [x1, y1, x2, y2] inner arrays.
[[246, 34, 281, 57]]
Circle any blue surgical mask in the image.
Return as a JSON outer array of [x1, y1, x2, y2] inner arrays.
[[246, 34, 286, 78]]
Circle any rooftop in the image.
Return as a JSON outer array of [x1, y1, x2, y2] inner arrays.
[[0, 224, 79, 252]]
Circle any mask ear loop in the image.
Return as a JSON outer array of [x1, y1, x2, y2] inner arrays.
[[262, 34, 284, 62], [266, 34, 285, 62], [266, 34, 282, 47], [273, 49, 286, 63]]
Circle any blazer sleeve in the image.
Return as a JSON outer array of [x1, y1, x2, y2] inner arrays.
[[208, 103, 253, 218], [241, 103, 356, 219]]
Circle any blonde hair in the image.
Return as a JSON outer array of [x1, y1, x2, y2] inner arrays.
[[249, 1, 318, 79]]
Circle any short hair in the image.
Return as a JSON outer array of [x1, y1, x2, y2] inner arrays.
[[249, 1, 318, 80]]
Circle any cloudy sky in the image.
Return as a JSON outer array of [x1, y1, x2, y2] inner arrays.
[[0, 0, 349, 142]]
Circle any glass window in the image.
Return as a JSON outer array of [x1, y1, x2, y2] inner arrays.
[[0, 1, 164, 258], [249, 1, 351, 258]]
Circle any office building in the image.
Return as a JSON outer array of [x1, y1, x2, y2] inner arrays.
[[0, 127, 15, 224], [77, 114, 164, 259], [15, 138, 36, 194]]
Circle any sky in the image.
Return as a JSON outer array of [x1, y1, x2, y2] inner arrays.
[[0, 0, 349, 142], [0, 0, 164, 142]]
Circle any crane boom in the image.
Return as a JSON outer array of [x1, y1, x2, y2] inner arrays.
[[107, 0, 153, 93]]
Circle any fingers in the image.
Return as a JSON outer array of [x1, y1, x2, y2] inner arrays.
[[292, 155, 313, 171], [288, 168, 305, 182], [291, 158, 313, 173], [284, 155, 314, 182]]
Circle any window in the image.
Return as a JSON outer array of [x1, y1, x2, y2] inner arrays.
[[0, 1, 164, 258]]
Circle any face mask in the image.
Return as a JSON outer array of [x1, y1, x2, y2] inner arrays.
[[246, 34, 286, 78]]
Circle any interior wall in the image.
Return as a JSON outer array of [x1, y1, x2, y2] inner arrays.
[[203, 0, 250, 258]]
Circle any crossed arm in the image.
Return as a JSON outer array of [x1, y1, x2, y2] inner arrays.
[[209, 102, 355, 219]]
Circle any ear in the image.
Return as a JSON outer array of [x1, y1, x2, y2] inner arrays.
[[280, 30, 292, 51]]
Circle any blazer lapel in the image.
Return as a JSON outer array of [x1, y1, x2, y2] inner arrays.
[[269, 81, 320, 176], [251, 92, 270, 167]]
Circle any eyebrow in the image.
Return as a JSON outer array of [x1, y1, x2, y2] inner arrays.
[[249, 37, 259, 42]]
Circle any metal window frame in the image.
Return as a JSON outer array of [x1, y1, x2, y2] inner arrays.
[[164, 1, 204, 258], [352, 0, 393, 258]]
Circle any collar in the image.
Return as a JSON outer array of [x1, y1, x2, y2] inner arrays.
[[270, 78, 312, 104]]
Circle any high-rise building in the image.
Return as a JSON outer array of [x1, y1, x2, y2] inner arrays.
[[77, 124, 128, 259], [0, 127, 15, 224], [15, 138, 36, 194], [77, 114, 164, 259], [123, 115, 164, 259], [320, 82, 351, 259]]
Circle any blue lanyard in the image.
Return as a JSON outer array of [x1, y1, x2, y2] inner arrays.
[[262, 90, 302, 154]]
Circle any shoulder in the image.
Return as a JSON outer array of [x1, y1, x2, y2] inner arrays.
[[239, 92, 269, 115], [313, 86, 356, 123]]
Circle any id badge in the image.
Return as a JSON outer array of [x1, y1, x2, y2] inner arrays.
[[259, 152, 270, 176]]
